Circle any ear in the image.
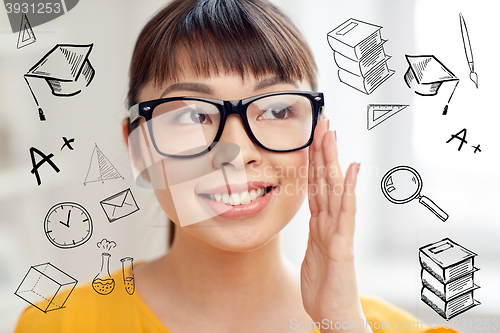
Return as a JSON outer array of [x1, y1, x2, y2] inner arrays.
[[122, 117, 153, 184], [122, 118, 130, 147]]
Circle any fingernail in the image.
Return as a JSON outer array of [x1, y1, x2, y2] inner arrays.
[[327, 119, 330, 129], [334, 130, 337, 143], [356, 163, 361, 175]]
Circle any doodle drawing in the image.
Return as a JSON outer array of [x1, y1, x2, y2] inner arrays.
[[404, 55, 459, 115], [60, 137, 75, 151], [459, 13, 478, 88], [14, 262, 78, 313], [446, 128, 468, 151], [419, 238, 480, 320], [120, 257, 135, 295], [93, 239, 117, 295], [83, 144, 124, 185], [24, 44, 95, 121], [381, 166, 448, 222], [327, 18, 394, 94], [43, 202, 93, 249], [100, 188, 140, 223], [17, 13, 36, 49], [29, 147, 60, 186], [367, 104, 409, 130], [5, 1, 80, 33]]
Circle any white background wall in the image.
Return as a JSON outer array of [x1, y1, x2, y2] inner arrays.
[[1, 1, 499, 332]]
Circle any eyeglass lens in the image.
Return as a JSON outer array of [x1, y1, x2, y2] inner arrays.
[[150, 94, 313, 156]]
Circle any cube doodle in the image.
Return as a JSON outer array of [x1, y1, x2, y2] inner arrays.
[[14, 263, 77, 313]]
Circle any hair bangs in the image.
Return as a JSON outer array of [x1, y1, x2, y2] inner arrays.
[[128, 0, 317, 107]]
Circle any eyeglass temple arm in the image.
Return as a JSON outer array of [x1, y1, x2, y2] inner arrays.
[[128, 104, 140, 123]]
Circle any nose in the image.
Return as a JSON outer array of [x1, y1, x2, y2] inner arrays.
[[211, 114, 262, 170]]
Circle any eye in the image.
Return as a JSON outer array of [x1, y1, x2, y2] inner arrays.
[[176, 107, 213, 125], [260, 104, 293, 120]]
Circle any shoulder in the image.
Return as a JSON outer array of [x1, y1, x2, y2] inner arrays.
[[360, 294, 421, 323], [359, 295, 460, 332], [14, 269, 139, 333]]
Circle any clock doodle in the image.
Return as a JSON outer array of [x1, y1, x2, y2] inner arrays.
[[44, 202, 93, 249]]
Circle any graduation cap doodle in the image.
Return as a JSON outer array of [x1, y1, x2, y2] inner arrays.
[[404, 55, 459, 115], [24, 44, 95, 121]]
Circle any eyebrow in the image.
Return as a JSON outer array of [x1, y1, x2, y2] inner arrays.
[[159, 76, 299, 98], [160, 83, 213, 98], [255, 77, 299, 90]]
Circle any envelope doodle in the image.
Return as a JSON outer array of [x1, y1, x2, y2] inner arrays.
[[100, 189, 139, 223]]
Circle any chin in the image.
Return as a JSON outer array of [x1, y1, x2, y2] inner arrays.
[[185, 216, 283, 253]]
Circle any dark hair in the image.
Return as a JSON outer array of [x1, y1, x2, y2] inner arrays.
[[127, 0, 318, 247]]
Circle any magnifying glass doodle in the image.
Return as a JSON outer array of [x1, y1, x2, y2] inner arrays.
[[381, 166, 448, 222]]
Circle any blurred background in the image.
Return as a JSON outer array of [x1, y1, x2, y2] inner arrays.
[[1, 0, 499, 332]]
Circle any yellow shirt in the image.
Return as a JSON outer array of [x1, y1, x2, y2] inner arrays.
[[14, 268, 458, 333]]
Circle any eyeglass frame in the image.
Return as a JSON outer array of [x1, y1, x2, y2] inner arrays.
[[128, 90, 324, 159]]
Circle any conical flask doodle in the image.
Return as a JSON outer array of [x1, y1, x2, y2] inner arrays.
[[120, 257, 135, 295], [92, 253, 115, 295]]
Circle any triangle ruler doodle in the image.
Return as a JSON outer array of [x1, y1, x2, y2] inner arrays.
[[367, 104, 409, 130], [84, 144, 124, 185], [17, 13, 36, 49]]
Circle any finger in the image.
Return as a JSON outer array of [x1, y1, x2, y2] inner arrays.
[[308, 132, 319, 216], [311, 119, 329, 213], [338, 163, 360, 238], [322, 129, 344, 220]]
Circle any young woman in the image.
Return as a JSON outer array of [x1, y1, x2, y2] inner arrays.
[[15, 0, 457, 332]]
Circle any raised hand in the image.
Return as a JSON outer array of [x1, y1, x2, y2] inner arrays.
[[301, 119, 370, 332]]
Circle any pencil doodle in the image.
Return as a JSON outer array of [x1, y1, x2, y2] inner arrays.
[[43, 202, 93, 249], [83, 144, 124, 185], [367, 104, 409, 130], [60, 137, 75, 151], [327, 18, 394, 94], [120, 257, 135, 295], [459, 13, 478, 88], [381, 166, 448, 222], [100, 188, 140, 223], [404, 55, 459, 115], [29, 147, 60, 186], [14, 262, 77, 313], [419, 238, 480, 320], [17, 13, 36, 49], [24, 44, 94, 121], [93, 239, 117, 295]]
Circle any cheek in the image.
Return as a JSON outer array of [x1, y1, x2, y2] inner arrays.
[[154, 187, 180, 223], [267, 149, 309, 216]]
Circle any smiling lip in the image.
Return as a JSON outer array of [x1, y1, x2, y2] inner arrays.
[[196, 181, 276, 219]]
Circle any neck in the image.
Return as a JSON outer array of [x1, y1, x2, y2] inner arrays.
[[170, 226, 293, 296], [143, 225, 300, 322]]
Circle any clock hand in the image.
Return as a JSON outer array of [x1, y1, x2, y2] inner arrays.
[[59, 210, 71, 227]]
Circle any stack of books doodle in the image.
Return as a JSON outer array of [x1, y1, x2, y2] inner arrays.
[[327, 18, 394, 94], [419, 238, 480, 320]]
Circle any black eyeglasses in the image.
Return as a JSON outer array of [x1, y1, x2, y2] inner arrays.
[[128, 91, 324, 158]]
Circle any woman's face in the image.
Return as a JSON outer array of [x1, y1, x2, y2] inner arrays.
[[134, 69, 311, 252]]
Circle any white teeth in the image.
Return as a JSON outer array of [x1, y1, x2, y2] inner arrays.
[[204, 187, 270, 206], [240, 191, 251, 205], [230, 193, 241, 205], [250, 189, 257, 201]]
